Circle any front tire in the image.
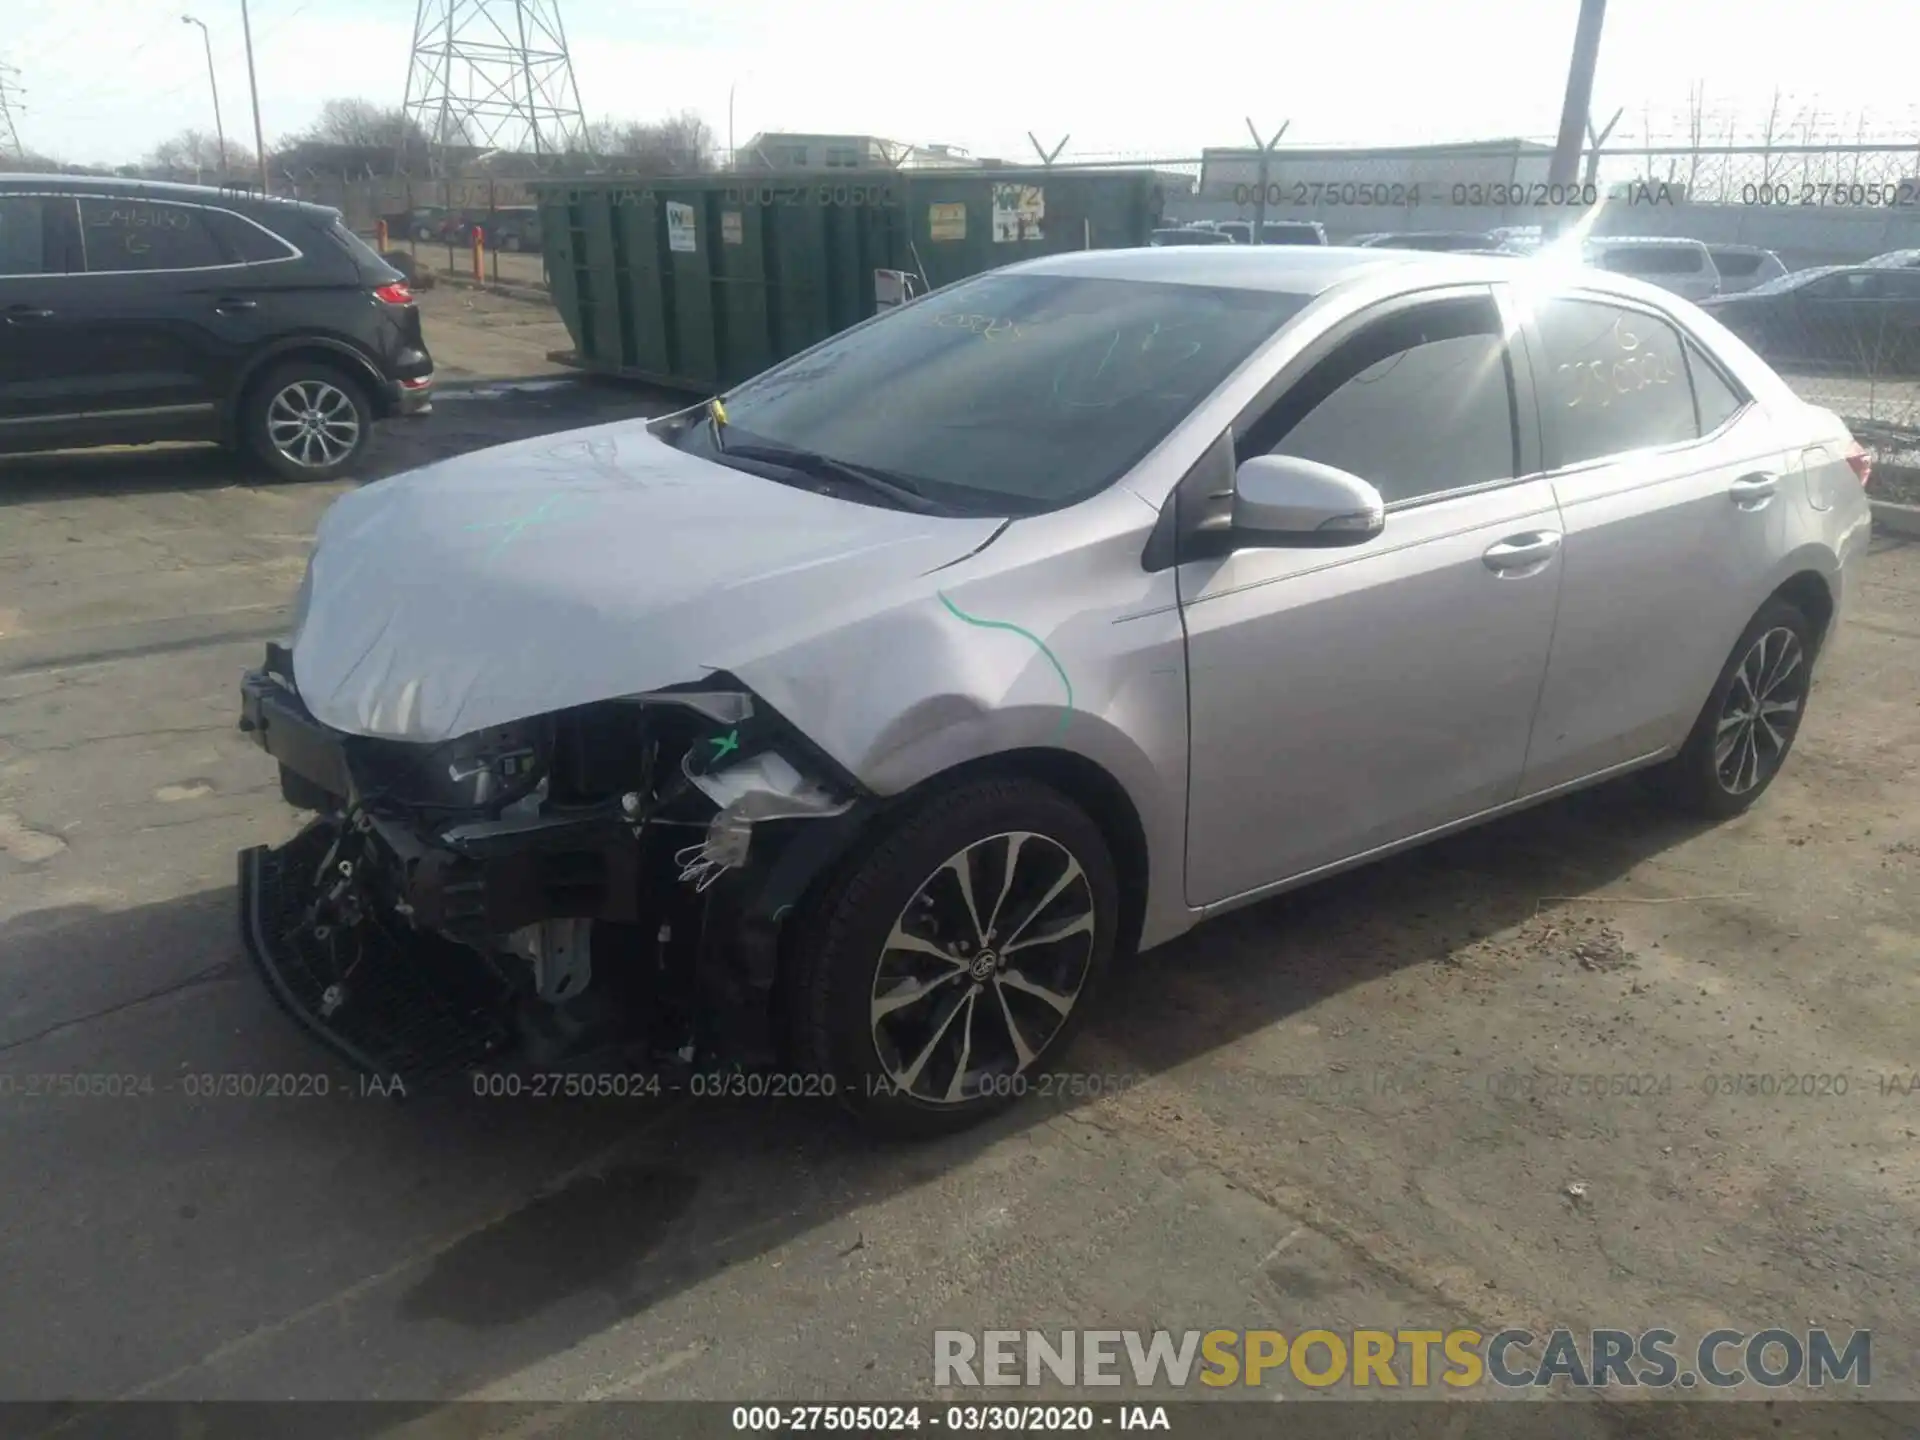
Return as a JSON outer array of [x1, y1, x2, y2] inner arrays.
[[789, 777, 1120, 1139], [1660, 597, 1817, 819], [243, 362, 373, 482]]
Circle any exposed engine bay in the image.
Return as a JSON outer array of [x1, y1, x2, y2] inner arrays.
[[237, 642, 870, 1088]]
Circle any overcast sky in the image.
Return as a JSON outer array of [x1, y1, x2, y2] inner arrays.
[[8, 0, 1918, 167]]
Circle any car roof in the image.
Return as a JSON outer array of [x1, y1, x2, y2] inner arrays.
[[0, 172, 336, 218], [1010, 244, 1628, 297], [1588, 235, 1710, 248]]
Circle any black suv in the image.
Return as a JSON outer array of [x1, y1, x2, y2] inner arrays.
[[0, 176, 433, 480]]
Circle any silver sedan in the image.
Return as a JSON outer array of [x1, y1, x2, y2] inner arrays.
[[246, 246, 1875, 1136]]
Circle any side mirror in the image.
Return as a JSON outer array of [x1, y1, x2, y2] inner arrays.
[[1232, 454, 1385, 547]]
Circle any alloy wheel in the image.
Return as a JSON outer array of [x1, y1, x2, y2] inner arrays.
[[1714, 626, 1806, 795], [869, 830, 1097, 1105], [266, 380, 361, 471]]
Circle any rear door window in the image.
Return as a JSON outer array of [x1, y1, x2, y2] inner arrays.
[[1534, 297, 1698, 464], [78, 198, 226, 272], [0, 197, 47, 274]]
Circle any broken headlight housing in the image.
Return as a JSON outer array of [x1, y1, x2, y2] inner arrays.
[[364, 718, 554, 814]]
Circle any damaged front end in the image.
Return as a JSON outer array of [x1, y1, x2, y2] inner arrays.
[[236, 642, 871, 1089]]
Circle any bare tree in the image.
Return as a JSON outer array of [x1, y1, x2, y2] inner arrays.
[[8, 149, 73, 174], [1757, 87, 1785, 188], [1684, 81, 1706, 198], [303, 99, 429, 150], [578, 110, 715, 172], [143, 128, 256, 182]]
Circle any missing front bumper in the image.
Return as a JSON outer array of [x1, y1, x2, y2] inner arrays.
[[239, 818, 517, 1086], [234, 652, 882, 1085]]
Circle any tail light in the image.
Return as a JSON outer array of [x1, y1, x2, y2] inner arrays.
[[373, 282, 414, 306], [1843, 441, 1872, 487]]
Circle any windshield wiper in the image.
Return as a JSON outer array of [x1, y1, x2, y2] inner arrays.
[[721, 442, 946, 514]]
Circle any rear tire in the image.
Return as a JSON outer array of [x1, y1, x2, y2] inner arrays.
[[788, 777, 1120, 1140], [1658, 597, 1817, 819], [243, 362, 373, 482]]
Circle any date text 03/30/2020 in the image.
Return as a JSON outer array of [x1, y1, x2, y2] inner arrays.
[[1224, 181, 1682, 209]]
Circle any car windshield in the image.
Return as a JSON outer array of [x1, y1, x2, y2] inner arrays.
[[679, 272, 1311, 516]]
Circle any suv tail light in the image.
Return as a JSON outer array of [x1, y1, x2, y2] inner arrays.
[[373, 282, 414, 306], [1843, 441, 1872, 487]]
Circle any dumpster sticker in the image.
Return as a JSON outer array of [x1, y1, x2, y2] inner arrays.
[[928, 202, 967, 242], [666, 201, 697, 252], [991, 185, 1044, 243], [721, 210, 743, 245]]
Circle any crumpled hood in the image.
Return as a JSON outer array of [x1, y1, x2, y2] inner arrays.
[[291, 419, 1004, 741]]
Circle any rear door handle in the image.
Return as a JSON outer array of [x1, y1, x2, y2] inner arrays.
[[1483, 530, 1562, 575], [1728, 472, 1778, 509], [214, 297, 258, 313], [4, 303, 53, 321]]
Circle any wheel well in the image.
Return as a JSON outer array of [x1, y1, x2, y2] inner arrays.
[[1772, 571, 1834, 653], [907, 748, 1152, 960], [234, 344, 389, 430]]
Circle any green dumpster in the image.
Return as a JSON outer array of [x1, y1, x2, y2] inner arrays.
[[530, 168, 1167, 392]]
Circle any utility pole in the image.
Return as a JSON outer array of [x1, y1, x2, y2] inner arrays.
[[1547, 0, 1608, 236], [0, 63, 25, 159], [238, 0, 270, 193], [181, 16, 229, 177]]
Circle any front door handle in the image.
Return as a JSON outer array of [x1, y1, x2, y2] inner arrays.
[[1483, 530, 1563, 575], [1728, 472, 1778, 509], [4, 303, 53, 321], [214, 297, 258, 313]]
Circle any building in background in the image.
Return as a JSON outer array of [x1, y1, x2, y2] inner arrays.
[[738, 133, 977, 170]]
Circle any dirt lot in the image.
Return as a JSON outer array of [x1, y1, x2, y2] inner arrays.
[[1, 294, 1918, 1429]]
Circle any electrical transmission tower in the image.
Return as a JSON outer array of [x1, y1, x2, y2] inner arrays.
[[0, 63, 25, 158], [400, 0, 588, 169]]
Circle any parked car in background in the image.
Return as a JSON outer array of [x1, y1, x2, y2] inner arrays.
[[1150, 227, 1235, 246], [1582, 237, 1722, 302], [1214, 220, 1327, 246], [1352, 231, 1498, 252], [237, 245, 1868, 1135], [476, 207, 543, 253], [0, 175, 434, 480], [1706, 244, 1788, 295], [1864, 248, 1920, 270], [1489, 225, 1544, 255], [405, 207, 456, 242], [1258, 221, 1328, 246], [1702, 264, 1920, 374]]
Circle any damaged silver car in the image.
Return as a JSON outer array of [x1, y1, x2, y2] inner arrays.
[[239, 247, 1871, 1135]]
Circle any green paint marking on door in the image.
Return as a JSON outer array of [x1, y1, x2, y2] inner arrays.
[[937, 591, 1073, 738], [709, 729, 741, 760]]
